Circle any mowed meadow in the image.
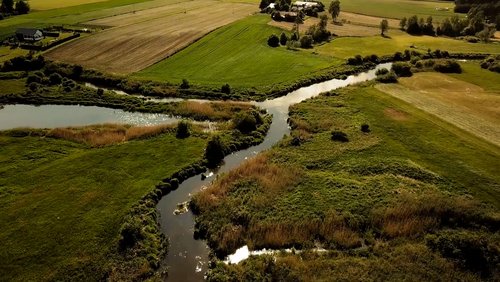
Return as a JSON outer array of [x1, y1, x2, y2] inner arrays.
[[0, 128, 208, 281]]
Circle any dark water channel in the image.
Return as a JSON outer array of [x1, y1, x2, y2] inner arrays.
[[155, 63, 392, 281]]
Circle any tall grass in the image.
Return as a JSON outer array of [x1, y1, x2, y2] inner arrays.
[[176, 101, 254, 121], [47, 123, 175, 147], [193, 153, 300, 212]]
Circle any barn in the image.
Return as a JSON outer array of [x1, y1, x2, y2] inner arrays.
[[16, 28, 44, 42]]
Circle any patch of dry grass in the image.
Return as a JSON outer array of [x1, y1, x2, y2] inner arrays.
[[47, 123, 175, 147]]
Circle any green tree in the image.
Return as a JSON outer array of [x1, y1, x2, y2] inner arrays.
[[380, 19, 389, 36], [205, 135, 227, 167], [176, 120, 191, 138], [399, 17, 407, 30], [1, 0, 14, 13], [328, 0, 340, 22], [14, 0, 29, 14], [279, 32, 288, 45], [267, 34, 280, 47]]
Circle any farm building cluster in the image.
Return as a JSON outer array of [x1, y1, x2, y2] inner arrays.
[[261, 0, 325, 22]]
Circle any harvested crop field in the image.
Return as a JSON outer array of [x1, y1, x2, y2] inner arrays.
[[45, 0, 256, 74], [376, 72, 500, 146]]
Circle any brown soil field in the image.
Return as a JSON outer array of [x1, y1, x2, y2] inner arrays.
[[268, 12, 398, 37], [376, 72, 500, 146], [45, 1, 256, 74]]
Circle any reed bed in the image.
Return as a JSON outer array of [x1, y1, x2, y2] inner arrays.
[[47, 123, 175, 147]]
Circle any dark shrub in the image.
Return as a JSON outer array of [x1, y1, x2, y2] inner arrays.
[[331, 131, 349, 142], [180, 79, 190, 89], [267, 34, 280, 47], [300, 35, 313, 48], [433, 60, 462, 73], [28, 82, 39, 91], [488, 63, 500, 73], [375, 68, 389, 76], [170, 178, 179, 189], [391, 62, 413, 77], [97, 88, 104, 95], [221, 83, 231, 94], [280, 32, 288, 45], [48, 73, 62, 85], [205, 135, 227, 167], [347, 55, 363, 65], [393, 52, 404, 61], [72, 65, 83, 78], [361, 124, 370, 133], [26, 74, 42, 84], [376, 71, 398, 83], [233, 112, 257, 133], [119, 219, 144, 249], [176, 120, 190, 138]]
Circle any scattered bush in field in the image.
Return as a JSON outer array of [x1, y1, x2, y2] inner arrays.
[[391, 62, 412, 77], [331, 131, 349, 142], [480, 55, 500, 73], [280, 32, 288, 45], [176, 120, 190, 138], [96, 88, 104, 95], [233, 112, 258, 133], [221, 83, 231, 94], [361, 124, 370, 133], [433, 60, 462, 73], [267, 34, 280, 47], [300, 35, 313, 48], [205, 135, 227, 167], [48, 73, 62, 85], [393, 52, 404, 61], [180, 79, 190, 89]]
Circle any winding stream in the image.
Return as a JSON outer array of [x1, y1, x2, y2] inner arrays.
[[155, 63, 391, 281]]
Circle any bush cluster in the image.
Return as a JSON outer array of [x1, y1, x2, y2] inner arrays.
[[480, 55, 500, 73]]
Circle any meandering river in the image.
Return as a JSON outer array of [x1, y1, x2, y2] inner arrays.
[[155, 63, 391, 281], [0, 63, 391, 280]]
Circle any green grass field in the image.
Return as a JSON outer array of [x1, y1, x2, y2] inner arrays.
[[316, 31, 500, 58], [135, 15, 340, 89], [0, 132, 207, 281], [448, 61, 500, 93], [339, 0, 457, 21], [29, 0, 110, 11]]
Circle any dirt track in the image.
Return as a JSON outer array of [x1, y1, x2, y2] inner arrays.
[[45, 1, 256, 74]]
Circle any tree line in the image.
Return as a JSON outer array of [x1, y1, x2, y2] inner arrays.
[[399, 12, 496, 42], [0, 0, 30, 19]]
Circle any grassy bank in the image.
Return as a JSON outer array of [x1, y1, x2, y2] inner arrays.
[[0, 129, 208, 281], [0, 79, 254, 121], [135, 15, 341, 90], [192, 83, 500, 279]]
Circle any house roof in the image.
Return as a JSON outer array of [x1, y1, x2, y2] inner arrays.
[[16, 28, 42, 37]]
